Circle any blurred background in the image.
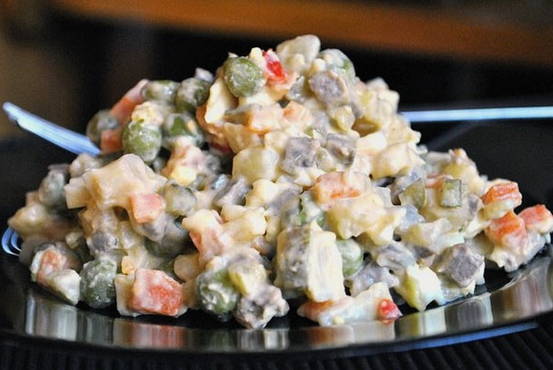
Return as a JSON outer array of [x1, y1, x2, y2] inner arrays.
[[1, 0, 553, 139]]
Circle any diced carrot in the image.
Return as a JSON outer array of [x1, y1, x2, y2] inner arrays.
[[298, 300, 336, 319], [130, 193, 165, 223], [36, 247, 80, 284], [100, 127, 122, 153], [129, 269, 184, 316], [263, 49, 287, 85], [377, 298, 402, 321], [485, 211, 528, 250], [189, 229, 228, 263], [312, 172, 364, 204], [110, 79, 148, 124], [425, 174, 446, 189], [519, 205, 553, 234], [482, 182, 522, 206]]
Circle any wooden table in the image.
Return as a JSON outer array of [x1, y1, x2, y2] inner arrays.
[[44, 0, 553, 67]]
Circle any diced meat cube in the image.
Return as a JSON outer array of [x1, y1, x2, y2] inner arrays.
[[485, 211, 528, 251], [519, 205, 553, 234], [281, 137, 319, 174], [213, 177, 251, 208], [128, 269, 185, 316], [130, 193, 165, 223], [434, 244, 484, 287], [308, 71, 348, 106], [325, 134, 356, 166]]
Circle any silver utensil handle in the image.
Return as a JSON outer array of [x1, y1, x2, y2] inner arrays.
[[403, 106, 553, 123], [2, 102, 100, 156]]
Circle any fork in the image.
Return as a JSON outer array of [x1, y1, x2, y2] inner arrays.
[[2, 102, 101, 257], [3, 102, 553, 256]]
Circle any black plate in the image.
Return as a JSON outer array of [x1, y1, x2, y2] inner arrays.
[[1, 121, 552, 358]]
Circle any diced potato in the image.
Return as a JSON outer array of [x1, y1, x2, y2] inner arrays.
[[120, 244, 165, 275], [167, 165, 197, 186], [115, 274, 138, 316], [298, 282, 400, 326], [394, 265, 444, 311], [276, 35, 321, 73], [356, 131, 387, 156], [403, 218, 464, 254], [245, 179, 281, 207], [8, 201, 74, 241], [228, 260, 267, 296], [371, 143, 423, 179], [131, 101, 173, 127], [275, 223, 345, 302], [182, 209, 230, 263], [327, 191, 404, 244], [82, 154, 166, 210], [47, 269, 81, 305], [173, 253, 201, 282], [232, 147, 280, 183], [65, 177, 91, 208], [223, 123, 263, 153]]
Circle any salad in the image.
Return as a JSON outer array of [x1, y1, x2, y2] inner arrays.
[[8, 35, 553, 329]]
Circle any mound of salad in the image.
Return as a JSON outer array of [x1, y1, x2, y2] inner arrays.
[[8, 35, 553, 329]]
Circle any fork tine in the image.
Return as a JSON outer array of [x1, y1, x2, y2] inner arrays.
[[2, 228, 19, 256], [10, 229, 21, 252]]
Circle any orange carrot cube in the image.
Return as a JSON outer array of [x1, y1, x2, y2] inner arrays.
[[482, 182, 522, 206], [485, 211, 528, 250], [519, 205, 553, 234], [130, 193, 165, 223], [312, 172, 364, 204], [129, 269, 184, 316], [100, 128, 122, 153], [36, 247, 80, 285]]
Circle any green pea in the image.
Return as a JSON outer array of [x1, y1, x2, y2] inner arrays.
[[223, 57, 265, 97], [163, 182, 197, 217], [86, 110, 119, 145], [122, 121, 162, 163], [38, 169, 67, 210], [163, 112, 205, 146], [142, 80, 180, 102], [175, 78, 211, 112], [80, 258, 117, 309], [294, 191, 324, 227], [196, 268, 239, 317], [336, 239, 363, 277], [144, 220, 188, 258]]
